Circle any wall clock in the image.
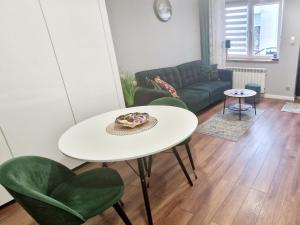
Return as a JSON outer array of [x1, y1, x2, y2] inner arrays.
[[154, 0, 172, 22]]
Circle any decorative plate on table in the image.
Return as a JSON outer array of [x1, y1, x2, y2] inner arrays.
[[115, 112, 149, 128], [107, 112, 157, 136]]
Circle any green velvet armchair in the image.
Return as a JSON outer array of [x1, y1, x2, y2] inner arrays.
[[0, 156, 132, 225]]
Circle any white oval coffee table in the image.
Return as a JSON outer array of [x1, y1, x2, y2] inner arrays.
[[223, 89, 257, 120], [59, 105, 198, 225]]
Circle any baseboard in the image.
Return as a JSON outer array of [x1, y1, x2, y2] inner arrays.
[[263, 94, 295, 101]]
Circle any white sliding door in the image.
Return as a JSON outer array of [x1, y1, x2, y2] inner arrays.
[[0, 129, 13, 205], [0, 0, 82, 169], [39, 0, 125, 122]]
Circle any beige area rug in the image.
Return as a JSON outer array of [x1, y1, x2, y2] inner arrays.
[[196, 109, 264, 142], [281, 102, 300, 114]]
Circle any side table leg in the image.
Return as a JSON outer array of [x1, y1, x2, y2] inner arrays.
[[137, 158, 153, 225], [239, 97, 242, 120], [254, 95, 257, 115], [223, 96, 226, 114]]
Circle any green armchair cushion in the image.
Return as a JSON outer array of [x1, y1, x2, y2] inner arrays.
[[50, 168, 123, 219], [0, 156, 125, 225], [0, 156, 85, 224], [0, 156, 75, 195]]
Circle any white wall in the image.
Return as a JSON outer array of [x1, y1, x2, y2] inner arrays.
[[40, 0, 125, 122], [226, 0, 300, 98], [107, 0, 299, 97], [0, 0, 124, 205], [0, 129, 13, 204], [106, 0, 201, 75]]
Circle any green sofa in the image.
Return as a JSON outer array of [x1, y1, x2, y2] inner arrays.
[[134, 60, 233, 113]]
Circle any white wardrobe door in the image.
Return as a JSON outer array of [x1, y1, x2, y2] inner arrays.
[[0, 129, 13, 205], [40, 0, 125, 122], [0, 0, 82, 169]]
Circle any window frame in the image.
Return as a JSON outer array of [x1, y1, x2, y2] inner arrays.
[[225, 0, 283, 61]]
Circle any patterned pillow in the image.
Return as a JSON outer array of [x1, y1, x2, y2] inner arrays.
[[154, 76, 179, 98], [146, 77, 162, 90]]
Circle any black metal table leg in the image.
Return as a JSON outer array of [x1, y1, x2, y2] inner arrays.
[[254, 95, 257, 115], [137, 158, 153, 225], [172, 147, 193, 186], [185, 143, 197, 179], [223, 96, 227, 114], [143, 158, 148, 173], [239, 97, 242, 120], [113, 203, 132, 225], [147, 155, 153, 178]]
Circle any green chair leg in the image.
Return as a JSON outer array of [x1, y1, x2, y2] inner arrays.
[[185, 143, 198, 179], [113, 203, 132, 225], [172, 147, 193, 186]]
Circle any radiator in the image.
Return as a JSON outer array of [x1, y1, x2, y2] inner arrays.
[[225, 67, 267, 93]]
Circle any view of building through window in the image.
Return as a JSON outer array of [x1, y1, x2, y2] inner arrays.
[[225, 0, 281, 59], [253, 3, 279, 57]]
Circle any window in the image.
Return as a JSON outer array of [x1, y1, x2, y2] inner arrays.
[[225, 0, 282, 60]]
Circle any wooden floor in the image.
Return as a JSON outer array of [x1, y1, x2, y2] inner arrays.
[[1, 98, 300, 225]]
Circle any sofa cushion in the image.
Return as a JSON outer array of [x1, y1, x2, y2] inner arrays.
[[177, 60, 203, 87], [135, 67, 183, 89], [177, 89, 210, 113], [188, 81, 232, 96], [208, 64, 220, 81], [199, 64, 220, 81]]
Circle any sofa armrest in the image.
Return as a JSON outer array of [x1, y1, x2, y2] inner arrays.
[[134, 87, 171, 106], [218, 69, 233, 86]]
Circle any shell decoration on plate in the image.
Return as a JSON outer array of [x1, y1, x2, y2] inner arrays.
[[115, 112, 149, 128]]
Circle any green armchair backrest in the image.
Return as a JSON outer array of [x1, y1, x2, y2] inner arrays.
[[149, 97, 188, 110], [0, 156, 85, 225]]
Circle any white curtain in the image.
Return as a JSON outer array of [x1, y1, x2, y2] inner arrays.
[[209, 0, 226, 68]]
